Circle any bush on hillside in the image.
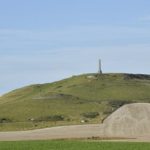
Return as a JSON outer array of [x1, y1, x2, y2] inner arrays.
[[108, 100, 131, 109], [124, 74, 150, 80], [56, 86, 63, 89], [47, 115, 64, 121], [81, 112, 99, 119], [0, 118, 12, 123], [35, 115, 65, 122]]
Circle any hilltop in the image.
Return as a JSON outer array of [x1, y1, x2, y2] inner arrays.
[[0, 73, 150, 131]]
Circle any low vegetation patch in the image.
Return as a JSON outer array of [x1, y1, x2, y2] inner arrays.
[[81, 112, 99, 119], [0, 118, 12, 123], [124, 74, 150, 80], [108, 100, 132, 109], [35, 115, 65, 122]]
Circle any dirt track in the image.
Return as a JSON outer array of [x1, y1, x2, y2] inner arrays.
[[0, 124, 149, 142], [0, 124, 101, 141]]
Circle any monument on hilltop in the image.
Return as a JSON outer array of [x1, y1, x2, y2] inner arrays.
[[98, 59, 102, 74]]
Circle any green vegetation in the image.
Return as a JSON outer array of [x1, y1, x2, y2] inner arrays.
[[35, 115, 65, 122], [0, 73, 150, 131], [81, 112, 99, 118], [0, 118, 12, 123], [0, 140, 150, 150]]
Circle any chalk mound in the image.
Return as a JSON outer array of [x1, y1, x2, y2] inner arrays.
[[102, 103, 150, 137]]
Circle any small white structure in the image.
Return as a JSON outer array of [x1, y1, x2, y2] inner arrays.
[[87, 75, 96, 79]]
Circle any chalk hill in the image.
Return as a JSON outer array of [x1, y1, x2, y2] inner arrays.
[[0, 73, 150, 131]]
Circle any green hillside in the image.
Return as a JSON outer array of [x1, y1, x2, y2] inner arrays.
[[0, 73, 150, 131]]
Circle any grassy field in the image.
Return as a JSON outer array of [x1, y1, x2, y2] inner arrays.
[[0, 73, 150, 131], [0, 140, 150, 150]]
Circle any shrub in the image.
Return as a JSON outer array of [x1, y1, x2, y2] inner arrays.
[[124, 74, 150, 80], [56, 86, 63, 89], [81, 112, 99, 119], [47, 115, 64, 121], [108, 100, 131, 109], [0, 118, 12, 123], [36, 115, 65, 122]]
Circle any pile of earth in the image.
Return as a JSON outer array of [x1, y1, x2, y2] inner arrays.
[[101, 103, 150, 138]]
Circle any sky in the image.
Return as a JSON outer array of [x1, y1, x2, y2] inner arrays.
[[1, 0, 150, 95]]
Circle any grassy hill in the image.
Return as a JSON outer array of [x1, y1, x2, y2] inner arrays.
[[0, 73, 150, 131]]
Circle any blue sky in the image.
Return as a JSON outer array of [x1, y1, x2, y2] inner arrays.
[[1, 0, 150, 95]]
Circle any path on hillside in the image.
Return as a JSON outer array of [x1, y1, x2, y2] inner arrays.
[[0, 124, 149, 142]]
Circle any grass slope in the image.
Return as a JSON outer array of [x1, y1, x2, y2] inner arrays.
[[0, 140, 150, 150], [0, 73, 150, 131]]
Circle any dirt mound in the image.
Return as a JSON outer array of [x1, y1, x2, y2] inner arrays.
[[101, 103, 150, 137]]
